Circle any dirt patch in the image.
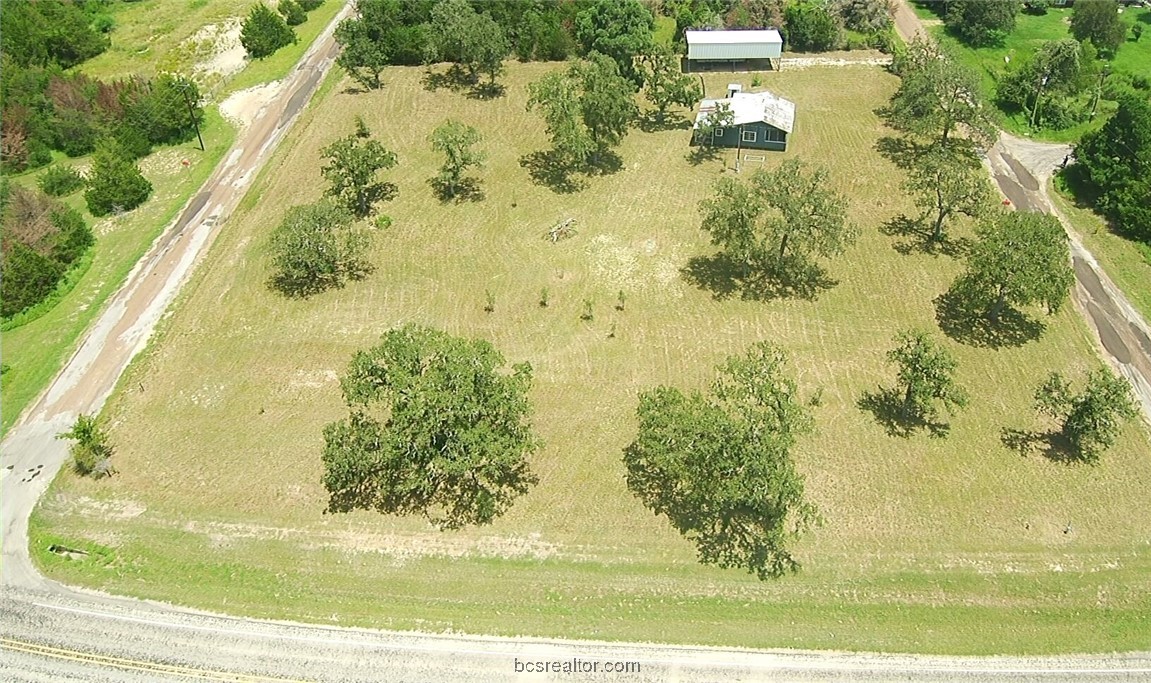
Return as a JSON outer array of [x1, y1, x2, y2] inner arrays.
[[220, 81, 286, 130], [585, 235, 684, 297], [60, 496, 146, 520], [192, 20, 246, 84], [781, 55, 892, 69], [290, 369, 339, 389], [182, 519, 562, 564], [140, 148, 196, 178]]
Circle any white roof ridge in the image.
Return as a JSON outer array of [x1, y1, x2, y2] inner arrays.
[[694, 90, 796, 134]]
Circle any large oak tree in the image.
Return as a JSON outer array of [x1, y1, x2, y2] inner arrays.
[[624, 342, 819, 580], [881, 39, 996, 150], [699, 158, 855, 284], [322, 325, 539, 530], [949, 210, 1074, 323]]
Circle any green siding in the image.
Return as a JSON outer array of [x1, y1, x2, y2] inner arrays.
[[709, 121, 787, 151]]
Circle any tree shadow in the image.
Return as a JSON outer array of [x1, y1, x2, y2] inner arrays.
[[636, 110, 694, 133], [467, 81, 506, 100], [1054, 165, 1101, 209], [685, 142, 724, 166], [857, 387, 952, 438], [519, 150, 585, 194], [1000, 427, 1083, 464], [582, 149, 623, 176], [421, 64, 475, 93], [268, 262, 374, 300], [681, 252, 837, 302], [429, 176, 485, 203], [875, 135, 923, 169], [934, 287, 1045, 349], [880, 214, 972, 258]]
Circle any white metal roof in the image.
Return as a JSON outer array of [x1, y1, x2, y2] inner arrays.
[[685, 29, 783, 46], [694, 91, 796, 134]]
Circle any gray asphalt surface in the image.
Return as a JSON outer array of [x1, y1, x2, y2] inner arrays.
[[988, 134, 1151, 419], [4, 592, 1151, 682], [2, 2, 1150, 680]]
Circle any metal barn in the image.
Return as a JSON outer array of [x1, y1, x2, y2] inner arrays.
[[685, 30, 783, 71]]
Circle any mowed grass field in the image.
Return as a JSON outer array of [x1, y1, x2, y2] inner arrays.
[[31, 62, 1151, 654]]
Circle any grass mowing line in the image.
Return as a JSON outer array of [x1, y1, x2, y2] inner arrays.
[[31, 62, 1151, 655]]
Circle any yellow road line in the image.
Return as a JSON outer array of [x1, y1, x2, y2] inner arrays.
[[0, 637, 310, 682]]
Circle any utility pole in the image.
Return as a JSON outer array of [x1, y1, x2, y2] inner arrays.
[[1090, 65, 1111, 119], [1029, 72, 1049, 131], [178, 82, 205, 152]]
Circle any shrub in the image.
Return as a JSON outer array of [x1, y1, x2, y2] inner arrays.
[[241, 3, 297, 60], [83, 138, 153, 217], [785, 1, 841, 52], [0, 184, 93, 318], [298, 0, 323, 10], [279, 0, 306, 26], [57, 414, 115, 479], [37, 166, 86, 197]]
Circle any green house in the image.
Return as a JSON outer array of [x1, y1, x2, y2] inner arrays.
[[693, 87, 795, 152]]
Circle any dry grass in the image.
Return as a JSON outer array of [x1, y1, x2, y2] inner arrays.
[[33, 62, 1151, 654]]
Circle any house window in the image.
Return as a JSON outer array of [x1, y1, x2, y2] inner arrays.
[[714, 127, 725, 137], [766, 128, 784, 142], [742, 130, 757, 143]]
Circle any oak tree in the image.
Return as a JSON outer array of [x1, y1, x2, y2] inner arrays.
[[334, 10, 389, 89], [700, 158, 855, 280], [526, 55, 637, 167], [949, 210, 1073, 323], [880, 39, 996, 150], [572, 52, 638, 157], [322, 325, 539, 530], [945, 0, 1019, 47], [887, 329, 968, 424], [426, 0, 510, 85], [624, 342, 819, 580], [1070, 0, 1126, 55], [321, 124, 398, 218], [266, 200, 370, 298], [429, 120, 485, 199], [638, 44, 703, 121], [574, 0, 653, 86], [527, 70, 594, 167], [1034, 368, 1138, 461], [904, 145, 991, 244]]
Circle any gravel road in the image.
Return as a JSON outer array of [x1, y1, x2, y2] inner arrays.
[[3, 592, 1150, 682]]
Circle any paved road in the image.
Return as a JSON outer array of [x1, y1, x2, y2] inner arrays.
[[890, 1, 1151, 423], [2, 3, 1150, 680], [3, 592, 1151, 682]]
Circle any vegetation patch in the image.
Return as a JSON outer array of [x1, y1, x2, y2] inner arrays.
[[31, 60, 1151, 654]]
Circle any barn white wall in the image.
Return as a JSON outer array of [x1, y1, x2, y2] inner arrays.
[[687, 42, 782, 61]]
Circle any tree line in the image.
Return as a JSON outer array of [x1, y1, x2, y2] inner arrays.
[[1, 1, 204, 321]]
